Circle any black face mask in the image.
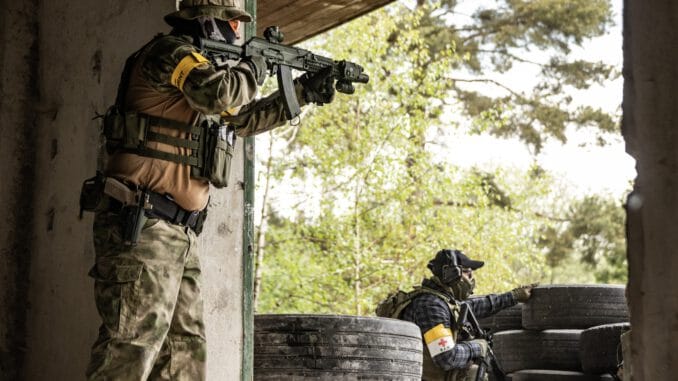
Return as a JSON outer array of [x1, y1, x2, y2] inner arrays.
[[215, 18, 237, 43], [197, 16, 237, 44]]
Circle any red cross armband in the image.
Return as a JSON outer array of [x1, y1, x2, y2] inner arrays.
[[424, 324, 455, 357]]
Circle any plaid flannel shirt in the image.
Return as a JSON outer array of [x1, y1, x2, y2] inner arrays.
[[401, 280, 516, 371]]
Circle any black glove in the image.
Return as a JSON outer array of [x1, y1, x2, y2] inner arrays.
[[241, 55, 268, 86], [298, 66, 335, 105]]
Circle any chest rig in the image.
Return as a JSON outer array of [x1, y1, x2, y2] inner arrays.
[[376, 286, 461, 323], [102, 35, 235, 188]]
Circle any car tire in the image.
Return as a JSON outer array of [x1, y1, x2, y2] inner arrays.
[[477, 302, 523, 332], [580, 322, 630, 374], [253, 314, 423, 380], [522, 285, 628, 330], [492, 329, 582, 373]]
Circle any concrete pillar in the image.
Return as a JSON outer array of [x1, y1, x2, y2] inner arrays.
[[0, 1, 247, 379], [623, 0, 678, 380], [0, 0, 40, 378]]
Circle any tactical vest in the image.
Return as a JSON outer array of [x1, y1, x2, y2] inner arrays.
[[375, 287, 464, 381], [103, 35, 235, 189]]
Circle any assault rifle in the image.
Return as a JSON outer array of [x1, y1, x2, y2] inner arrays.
[[195, 26, 370, 120], [459, 302, 506, 381]]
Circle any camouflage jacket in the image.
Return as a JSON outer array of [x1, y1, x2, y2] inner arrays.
[[138, 32, 307, 136], [106, 32, 306, 211]]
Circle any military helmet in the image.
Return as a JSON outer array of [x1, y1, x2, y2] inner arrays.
[[165, 0, 253, 27]]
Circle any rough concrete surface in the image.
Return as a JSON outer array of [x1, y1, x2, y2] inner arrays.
[[0, 1, 246, 379], [623, 0, 678, 380]]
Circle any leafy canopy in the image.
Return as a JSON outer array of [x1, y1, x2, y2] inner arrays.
[[255, 0, 626, 315]]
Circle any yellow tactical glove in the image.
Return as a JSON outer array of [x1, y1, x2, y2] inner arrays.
[[468, 338, 488, 359], [511, 283, 539, 303]]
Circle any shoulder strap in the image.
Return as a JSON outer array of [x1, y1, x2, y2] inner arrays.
[[388, 287, 452, 319], [114, 34, 165, 109], [415, 286, 453, 302], [412, 286, 461, 323]]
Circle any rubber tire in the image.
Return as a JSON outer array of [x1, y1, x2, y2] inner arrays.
[[506, 370, 617, 381], [580, 323, 630, 374], [492, 329, 582, 373], [253, 314, 423, 380], [522, 285, 628, 330], [477, 303, 523, 332]]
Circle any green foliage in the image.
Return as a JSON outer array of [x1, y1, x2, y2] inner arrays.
[[258, 169, 552, 315], [255, 0, 627, 315], [406, 0, 620, 153], [538, 194, 628, 284]]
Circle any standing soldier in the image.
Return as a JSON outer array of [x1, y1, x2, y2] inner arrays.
[[83, 0, 340, 379], [376, 249, 536, 381]]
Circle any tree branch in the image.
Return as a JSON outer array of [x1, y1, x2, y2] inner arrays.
[[449, 77, 525, 99], [469, 48, 544, 66]]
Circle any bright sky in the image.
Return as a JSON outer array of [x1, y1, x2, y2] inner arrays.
[[438, 0, 635, 197]]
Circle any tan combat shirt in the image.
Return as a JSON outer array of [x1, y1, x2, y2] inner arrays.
[[106, 34, 306, 211]]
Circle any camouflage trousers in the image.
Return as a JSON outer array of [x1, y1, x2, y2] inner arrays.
[[86, 211, 206, 381]]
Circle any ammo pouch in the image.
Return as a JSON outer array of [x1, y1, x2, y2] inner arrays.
[[102, 107, 236, 188], [102, 106, 125, 154], [192, 120, 236, 188]]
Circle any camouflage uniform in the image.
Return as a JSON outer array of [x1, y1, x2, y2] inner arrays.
[[87, 213, 205, 380], [86, 1, 312, 379]]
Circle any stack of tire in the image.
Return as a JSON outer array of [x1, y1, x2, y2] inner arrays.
[[253, 314, 423, 380], [478, 284, 630, 381]]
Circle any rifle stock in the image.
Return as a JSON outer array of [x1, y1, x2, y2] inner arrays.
[[195, 26, 369, 119]]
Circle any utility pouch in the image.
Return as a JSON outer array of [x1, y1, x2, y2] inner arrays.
[[192, 120, 235, 188], [103, 107, 148, 154], [79, 172, 107, 218], [119, 194, 148, 246], [103, 106, 126, 154]]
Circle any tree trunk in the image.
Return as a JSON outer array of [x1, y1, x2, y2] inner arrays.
[[253, 133, 275, 311]]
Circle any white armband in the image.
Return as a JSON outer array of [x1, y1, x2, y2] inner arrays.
[[424, 324, 455, 357]]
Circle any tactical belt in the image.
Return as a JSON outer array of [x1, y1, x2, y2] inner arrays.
[[103, 177, 206, 234], [144, 191, 206, 232]]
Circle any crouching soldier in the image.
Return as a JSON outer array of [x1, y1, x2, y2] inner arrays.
[[376, 249, 536, 381]]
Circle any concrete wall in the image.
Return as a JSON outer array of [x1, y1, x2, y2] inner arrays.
[[0, 1, 246, 379], [0, 1, 40, 378], [623, 0, 678, 380]]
